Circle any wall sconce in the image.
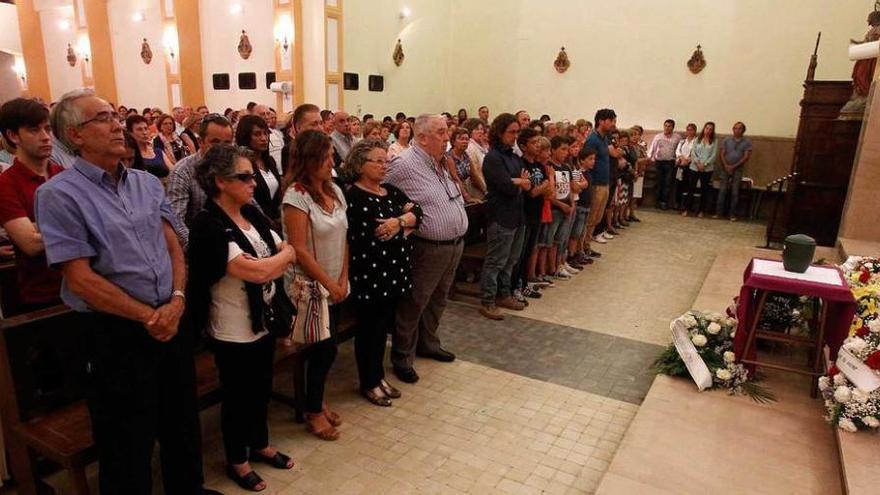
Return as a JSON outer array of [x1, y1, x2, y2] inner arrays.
[[163, 25, 179, 74], [58, 19, 71, 30], [275, 13, 294, 70], [131, 12, 145, 23], [77, 35, 91, 64], [12, 56, 27, 89], [230, 3, 243, 15], [400, 6, 411, 19]]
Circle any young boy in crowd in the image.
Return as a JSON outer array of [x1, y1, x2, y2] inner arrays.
[[568, 146, 597, 267]]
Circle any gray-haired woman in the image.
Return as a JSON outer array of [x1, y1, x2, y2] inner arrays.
[[187, 144, 296, 491], [343, 139, 422, 407]]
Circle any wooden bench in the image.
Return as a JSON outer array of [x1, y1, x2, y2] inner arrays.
[[0, 259, 23, 319], [453, 202, 489, 299], [0, 304, 356, 494]]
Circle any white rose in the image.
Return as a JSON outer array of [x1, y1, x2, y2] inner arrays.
[[834, 386, 852, 403], [723, 351, 736, 363], [833, 374, 847, 386], [839, 418, 858, 433], [724, 317, 737, 328], [707, 323, 722, 335], [715, 368, 732, 381], [684, 315, 698, 328], [869, 319, 880, 333], [852, 388, 871, 403], [730, 331, 736, 339], [844, 338, 867, 355], [818, 376, 830, 391], [691, 334, 707, 347], [862, 416, 880, 428], [707, 312, 723, 322]]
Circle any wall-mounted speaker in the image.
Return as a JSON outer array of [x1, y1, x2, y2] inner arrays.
[[212, 73, 230, 90], [265, 72, 277, 89], [238, 72, 257, 90], [368, 75, 384, 92], [343, 72, 359, 90]]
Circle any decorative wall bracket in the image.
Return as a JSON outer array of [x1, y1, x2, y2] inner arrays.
[[392, 39, 404, 67], [141, 38, 153, 64], [238, 30, 253, 60], [688, 44, 706, 74], [553, 46, 570, 73], [66, 43, 77, 67]]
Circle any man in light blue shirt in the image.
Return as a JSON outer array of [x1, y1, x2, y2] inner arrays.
[[716, 121, 753, 221]]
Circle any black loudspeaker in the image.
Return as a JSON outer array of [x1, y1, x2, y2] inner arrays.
[[238, 72, 257, 90], [343, 72, 359, 90], [265, 72, 277, 89], [212, 73, 230, 90], [368, 75, 384, 92]]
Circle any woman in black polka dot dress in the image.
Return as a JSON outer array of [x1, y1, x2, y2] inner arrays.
[[344, 139, 422, 407]]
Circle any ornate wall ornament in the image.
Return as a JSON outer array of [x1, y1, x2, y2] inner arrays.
[[392, 39, 404, 67], [66, 43, 77, 67], [140, 38, 153, 64], [688, 45, 706, 74], [553, 47, 570, 74], [238, 30, 253, 60]]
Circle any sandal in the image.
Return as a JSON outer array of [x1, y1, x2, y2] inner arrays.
[[362, 387, 392, 407], [251, 449, 295, 469], [322, 404, 342, 426], [226, 465, 266, 492], [305, 412, 340, 441], [379, 379, 402, 399]]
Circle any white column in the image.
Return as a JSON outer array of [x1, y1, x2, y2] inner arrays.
[[300, 0, 326, 107]]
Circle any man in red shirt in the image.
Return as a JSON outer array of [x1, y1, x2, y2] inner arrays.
[[0, 98, 65, 311]]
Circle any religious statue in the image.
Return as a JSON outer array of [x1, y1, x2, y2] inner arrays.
[[140, 38, 153, 64], [840, 10, 880, 118], [238, 30, 253, 60], [687, 45, 706, 74], [66, 43, 77, 67], [554, 47, 570, 74], [392, 39, 404, 67]]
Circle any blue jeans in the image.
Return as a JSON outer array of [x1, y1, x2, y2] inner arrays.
[[716, 166, 743, 217], [480, 222, 525, 304]]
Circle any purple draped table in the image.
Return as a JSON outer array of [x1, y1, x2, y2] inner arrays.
[[733, 258, 856, 373]]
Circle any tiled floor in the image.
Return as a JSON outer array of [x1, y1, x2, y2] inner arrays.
[[41, 210, 774, 494]]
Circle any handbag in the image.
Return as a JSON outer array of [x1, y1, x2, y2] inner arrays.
[[263, 287, 296, 338], [283, 221, 332, 346]]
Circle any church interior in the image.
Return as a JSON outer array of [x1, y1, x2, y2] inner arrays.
[[1, 1, 880, 494]]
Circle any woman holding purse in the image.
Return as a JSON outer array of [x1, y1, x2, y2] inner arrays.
[[187, 144, 297, 492], [282, 130, 349, 441], [343, 139, 422, 407]]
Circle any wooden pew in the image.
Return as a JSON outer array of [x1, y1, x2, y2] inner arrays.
[[452, 202, 489, 299], [0, 304, 356, 493], [0, 259, 23, 319]]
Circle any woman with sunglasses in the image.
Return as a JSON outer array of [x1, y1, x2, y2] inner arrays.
[[343, 139, 421, 407], [187, 144, 297, 492], [281, 130, 348, 440], [236, 115, 283, 223]]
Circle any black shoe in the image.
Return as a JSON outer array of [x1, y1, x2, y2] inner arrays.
[[394, 366, 420, 383], [589, 249, 602, 258], [417, 348, 456, 362], [250, 450, 294, 469], [226, 466, 265, 492], [379, 379, 402, 398], [362, 387, 392, 407]]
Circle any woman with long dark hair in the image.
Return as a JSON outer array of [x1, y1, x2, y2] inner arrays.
[[281, 130, 348, 440], [236, 115, 283, 222]]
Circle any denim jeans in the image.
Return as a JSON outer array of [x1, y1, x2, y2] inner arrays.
[[654, 160, 675, 206], [480, 222, 525, 304], [716, 166, 743, 217]]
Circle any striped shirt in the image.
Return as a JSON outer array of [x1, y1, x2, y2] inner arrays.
[[384, 144, 468, 241]]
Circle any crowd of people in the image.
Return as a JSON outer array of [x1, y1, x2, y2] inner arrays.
[[0, 90, 752, 493]]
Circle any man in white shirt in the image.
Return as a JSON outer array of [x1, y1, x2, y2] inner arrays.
[[253, 104, 285, 175], [172, 106, 187, 136], [329, 111, 354, 167], [647, 119, 681, 210]]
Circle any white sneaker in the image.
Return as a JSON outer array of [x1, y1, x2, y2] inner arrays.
[[602, 232, 614, 240], [563, 262, 581, 274], [554, 269, 572, 280], [593, 235, 608, 244]]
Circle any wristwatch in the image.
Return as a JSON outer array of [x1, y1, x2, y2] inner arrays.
[[172, 289, 186, 302]]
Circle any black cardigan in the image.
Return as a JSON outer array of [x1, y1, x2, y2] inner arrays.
[[185, 200, 284, 337], [254, 154, 283, 221]]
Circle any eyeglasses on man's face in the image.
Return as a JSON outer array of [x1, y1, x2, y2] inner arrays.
[[79, 112, 117, 127]]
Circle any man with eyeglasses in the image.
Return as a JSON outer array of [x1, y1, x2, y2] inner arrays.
[[167, 113, 235, 250], [35, 89, 220, 495], [384, 114, 468, 384]]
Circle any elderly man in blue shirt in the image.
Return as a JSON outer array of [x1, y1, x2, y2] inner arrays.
[[35, 89, 218, 495]]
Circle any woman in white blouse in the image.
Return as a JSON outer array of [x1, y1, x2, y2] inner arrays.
[[387, 121, 412, 158], [282, 130, 349, 441], [675, 123, 698, 212]]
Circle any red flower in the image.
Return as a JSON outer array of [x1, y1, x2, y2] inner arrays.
[[860, 270, 870, 283], [867, 352, 880, 370], [829, 365, 840, 376], [857, 326, 870, 338]]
